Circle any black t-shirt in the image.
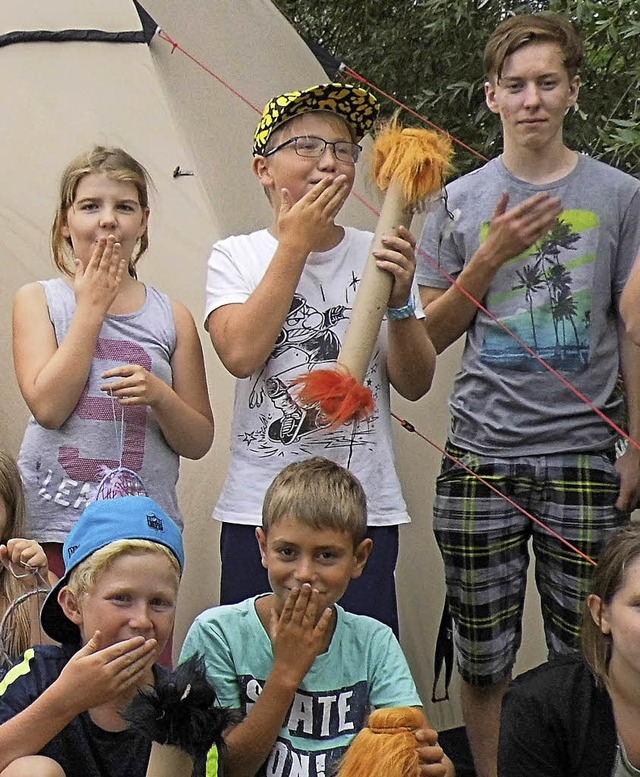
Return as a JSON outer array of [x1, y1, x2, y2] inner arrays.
[[0, 644, 167, 777], [498, 653, 616, 777]]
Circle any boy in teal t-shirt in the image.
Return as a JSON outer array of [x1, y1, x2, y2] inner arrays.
[[181, 457, 454, 777]]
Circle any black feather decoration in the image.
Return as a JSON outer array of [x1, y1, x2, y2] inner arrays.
[[123, 654, 235, 758]]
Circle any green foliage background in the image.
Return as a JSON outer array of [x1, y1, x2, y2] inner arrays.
[[274, 0, 640, 177]]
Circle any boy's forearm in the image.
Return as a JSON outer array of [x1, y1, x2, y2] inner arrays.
[[222, 673, 299, 777], [210, 245, 309, 378], [620, 252, 640, 344], [386, 317, 437, 400], [613, 323, 640, 512], [0, 682, 80, 770]]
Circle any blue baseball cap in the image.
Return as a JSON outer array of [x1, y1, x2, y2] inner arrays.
[[41, 496, 185, 644]]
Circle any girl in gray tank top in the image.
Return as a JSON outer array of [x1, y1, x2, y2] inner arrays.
[[13, 147, 213, 576]]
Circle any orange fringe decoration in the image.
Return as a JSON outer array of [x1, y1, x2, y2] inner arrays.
[[335, 707, 426, 777], [372, 121, 453, 205], [292, 368, 375, 426]]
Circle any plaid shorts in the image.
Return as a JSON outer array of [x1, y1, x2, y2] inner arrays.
[[434, 441, 629, 687]]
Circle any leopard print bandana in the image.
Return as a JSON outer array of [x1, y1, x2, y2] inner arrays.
[[253, 82, 379, 156]]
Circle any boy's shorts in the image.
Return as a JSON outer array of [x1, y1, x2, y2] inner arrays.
[[434, 441, 628, 687]]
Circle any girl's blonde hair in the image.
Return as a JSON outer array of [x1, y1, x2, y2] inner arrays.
[[0, 451, 33, 659], [50, 146, 152, 279]]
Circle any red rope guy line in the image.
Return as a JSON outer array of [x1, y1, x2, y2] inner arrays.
[[157, 30, 262, 114], [342, 66, 489, 163], [393, 414, 597, 565], [416, 242, 640, 453]]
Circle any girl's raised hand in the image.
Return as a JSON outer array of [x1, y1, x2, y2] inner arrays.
[[0, 538, 50, 588], [73, 235, 127, 315]]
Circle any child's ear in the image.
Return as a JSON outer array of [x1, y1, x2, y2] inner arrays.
[[484, 80, 500, 115], [351, 538, 373, 580], [58, 587, 84, 626], [587, 593, 610, 634], [256, 527, 268, 569], [253, 155, 273, 188], [137, 206, 150, 239]]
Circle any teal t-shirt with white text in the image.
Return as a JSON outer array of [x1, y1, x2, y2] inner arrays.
[[180, 596, 421, 777]]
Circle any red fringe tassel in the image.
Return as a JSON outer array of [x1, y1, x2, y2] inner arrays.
[[292, 369, 375, 427]]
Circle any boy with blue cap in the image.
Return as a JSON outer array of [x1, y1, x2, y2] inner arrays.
[[0, 495, 184, 777]]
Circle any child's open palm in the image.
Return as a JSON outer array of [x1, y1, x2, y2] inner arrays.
[[73, 235, 127, 315], [277, 176, 349, 256], [58, 630, 157, 714], [268, 584, 333, 686]]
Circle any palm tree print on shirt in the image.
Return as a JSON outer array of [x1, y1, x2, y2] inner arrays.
[[478, 209, 600, 373]]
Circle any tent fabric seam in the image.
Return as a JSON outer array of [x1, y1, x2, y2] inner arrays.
[[0, 30, 148, 48]]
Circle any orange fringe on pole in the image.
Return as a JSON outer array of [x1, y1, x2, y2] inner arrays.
[[372, 121, 453, 206], [292, 368, 375, 427], [335, 707, 425, 777]]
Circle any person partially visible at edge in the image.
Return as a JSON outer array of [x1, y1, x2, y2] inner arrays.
[[181, 457, 454, 777], [204, 83, 436, 635], [499, 523, 640, 776], [0, 450, 57, 670], [0, 495, 184, 777], [620, 249, 640, 344], [416, 12, 640, 777]]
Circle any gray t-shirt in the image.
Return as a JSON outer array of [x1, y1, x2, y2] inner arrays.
[[417, 154, 640, 456]]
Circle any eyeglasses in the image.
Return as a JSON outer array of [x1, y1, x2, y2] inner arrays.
[[264, 135, 362, 164]]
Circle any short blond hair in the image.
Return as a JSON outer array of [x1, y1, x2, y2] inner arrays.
[[66, 539, 180, 601], [262, 457, 367, 547]]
